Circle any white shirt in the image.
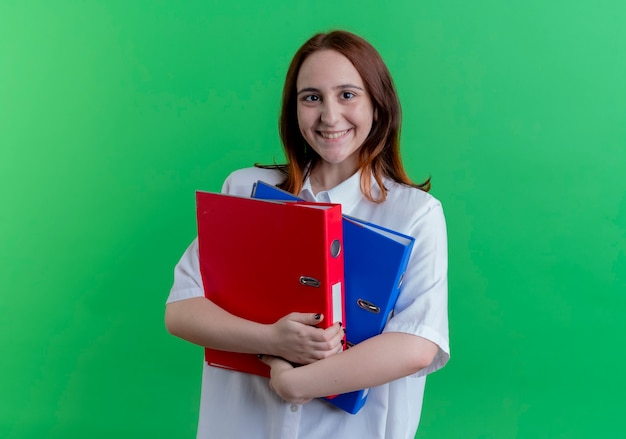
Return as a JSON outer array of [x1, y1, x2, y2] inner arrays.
[[168, 167, 449, 439]]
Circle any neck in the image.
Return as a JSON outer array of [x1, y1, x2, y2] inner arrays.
[[309, 162, 359, 195]]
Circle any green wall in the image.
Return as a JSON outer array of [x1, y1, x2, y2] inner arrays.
[[1, 1, 624, 438]]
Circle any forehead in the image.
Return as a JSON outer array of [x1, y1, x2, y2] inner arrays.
[[297, 49, 364, 88]]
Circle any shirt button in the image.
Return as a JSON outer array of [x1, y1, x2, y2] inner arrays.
[[290, 404, 299, 412]]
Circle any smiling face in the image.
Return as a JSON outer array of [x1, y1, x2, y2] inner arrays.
[[296, 50, 375, 176]]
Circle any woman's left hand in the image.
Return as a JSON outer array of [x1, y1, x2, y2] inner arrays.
[[258, 355, 313, 405]]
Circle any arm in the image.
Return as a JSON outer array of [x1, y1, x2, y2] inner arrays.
[[260, 332, 438, 404], [165, 297, 344, 365], [166, 236, 344, 365], [259, 200, 448, 403]]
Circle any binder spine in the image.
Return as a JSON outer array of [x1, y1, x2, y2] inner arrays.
[[324, 206, 345, 328]]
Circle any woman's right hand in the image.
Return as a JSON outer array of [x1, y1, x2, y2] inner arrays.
[[267, 313, 344, 365]]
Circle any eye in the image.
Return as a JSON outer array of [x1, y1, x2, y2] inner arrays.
[[303, 94, 320, 102], [341, 91, 355, 100]]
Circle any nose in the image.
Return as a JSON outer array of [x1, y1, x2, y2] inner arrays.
[[320, 100, 339, 126]]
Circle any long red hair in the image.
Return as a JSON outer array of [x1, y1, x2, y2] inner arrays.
[[260, 30, 429, 202]]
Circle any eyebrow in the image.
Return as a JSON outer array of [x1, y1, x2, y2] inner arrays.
[[296, 84, 365, 95]]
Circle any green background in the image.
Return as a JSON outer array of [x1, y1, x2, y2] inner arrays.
[[1, 1, 624, 438]]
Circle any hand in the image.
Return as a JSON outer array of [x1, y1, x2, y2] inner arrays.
[[258, 355, 313, 405], [267, 313, 344, 365]]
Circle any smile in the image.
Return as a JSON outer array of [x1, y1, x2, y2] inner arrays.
[[319, 129, 350, 139]]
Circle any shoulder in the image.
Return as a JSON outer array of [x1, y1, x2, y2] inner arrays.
[[384, 179, 442, 214], [373, 178, 445, 233], [222, 167, 287, 197]]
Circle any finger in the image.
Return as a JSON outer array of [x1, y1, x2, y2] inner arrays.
[[307, 336, 346, 359], [323, 321, 343, 337], [306, 323, 345, 348], [288, 312, 324, 326]]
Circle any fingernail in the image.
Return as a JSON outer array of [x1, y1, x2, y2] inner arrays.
[[314, 313, 321, 320]]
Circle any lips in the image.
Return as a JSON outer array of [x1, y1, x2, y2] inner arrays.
[[319, 129, 350, 139]]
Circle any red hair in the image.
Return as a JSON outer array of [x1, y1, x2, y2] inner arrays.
[[260, 30, 429, 202]]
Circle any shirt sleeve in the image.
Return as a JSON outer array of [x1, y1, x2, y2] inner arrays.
[[382, 200, 450, 377], [166, 238, 204, 303]]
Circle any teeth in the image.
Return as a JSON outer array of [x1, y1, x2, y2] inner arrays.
[[321, 130, 349, 139]]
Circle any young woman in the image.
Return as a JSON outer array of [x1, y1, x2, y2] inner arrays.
[[166, 30, 449, 439]]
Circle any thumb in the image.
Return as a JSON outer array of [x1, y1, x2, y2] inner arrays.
[[282, 312, 324, 326], [257, 354, 273, 366], [258, 354, 296, 372], [301, 313, 324, 325]]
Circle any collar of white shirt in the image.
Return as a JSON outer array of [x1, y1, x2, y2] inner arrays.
[[300, 170, 376, 213]]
